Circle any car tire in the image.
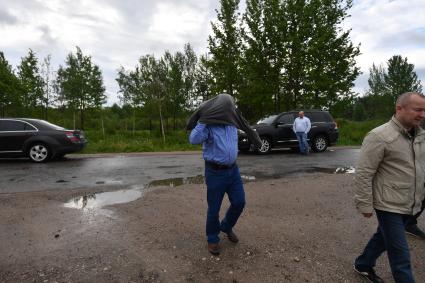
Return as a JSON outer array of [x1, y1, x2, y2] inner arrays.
[[256, 137, 272, 154], [27, 143, 51, 162], [311, 135, 328, 152]]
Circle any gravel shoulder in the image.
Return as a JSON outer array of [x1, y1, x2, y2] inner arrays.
[[1, 173, 424, 282]]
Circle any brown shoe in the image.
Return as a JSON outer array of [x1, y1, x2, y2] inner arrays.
[[226, 231, 239, 243], [208, 243, 220, 255]]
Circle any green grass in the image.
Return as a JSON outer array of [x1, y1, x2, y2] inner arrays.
[[336, 118, 386, 146], [80, 130, 200, 153], [79, 119, 384, 153]]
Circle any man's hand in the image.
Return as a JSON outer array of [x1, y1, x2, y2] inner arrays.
[[362, 213, 373, 218]]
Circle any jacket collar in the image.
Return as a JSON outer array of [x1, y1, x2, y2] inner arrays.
[[391, 116, 425, 137]]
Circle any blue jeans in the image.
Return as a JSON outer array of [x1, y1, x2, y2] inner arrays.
[[355, 210, 415, 283], [204, 163, 245, 243], [296, 132, 309, 154]]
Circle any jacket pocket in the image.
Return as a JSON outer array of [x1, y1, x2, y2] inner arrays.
[[381, 182, 411, 206]]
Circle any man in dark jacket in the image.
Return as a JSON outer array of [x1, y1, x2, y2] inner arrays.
[[187, 94, 261, 255]]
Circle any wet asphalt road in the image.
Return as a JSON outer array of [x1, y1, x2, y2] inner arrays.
[[0, 147, 359, 194]]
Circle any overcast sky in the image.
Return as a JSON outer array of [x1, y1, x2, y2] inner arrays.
[[1, 0, 424, 105]]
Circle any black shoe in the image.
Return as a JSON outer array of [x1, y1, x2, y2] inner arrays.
[[405, 224, 425, 240], [208, 243, 220, 256], [225, 231, 239, 243], [353, 265, 384, 283]]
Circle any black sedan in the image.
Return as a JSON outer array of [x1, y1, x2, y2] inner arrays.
[[0, 118, 87, 162]]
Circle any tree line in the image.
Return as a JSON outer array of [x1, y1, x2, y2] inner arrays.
[[0, 0, 422, 137]]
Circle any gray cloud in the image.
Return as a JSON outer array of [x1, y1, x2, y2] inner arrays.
[[0, 9, 17, 25], [378, 27, 425, 49]]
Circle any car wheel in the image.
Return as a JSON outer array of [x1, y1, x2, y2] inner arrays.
[[256, 137, 272, 154], [28, 143, 51, 162], [311, 135, 328, 152]]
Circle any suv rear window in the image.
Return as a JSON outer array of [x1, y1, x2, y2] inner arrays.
[[277, 114, 294, 124], [305, 112, 332, 122]]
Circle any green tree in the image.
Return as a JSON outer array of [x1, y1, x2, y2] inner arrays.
[[367, 63, 387, 96], [280, 0, 360, 111], [385, 55, 422, 102], [0, 52, 22, 117], [305, 0, 360, 111], [208, 0, 243, 96], [116, 66, 143, 133], [362, 55, 423, 120], [17, 49, 44, 116], [193, 54, 215, 105], [240, 0, 283, 120], [56, 47, 106, 129]]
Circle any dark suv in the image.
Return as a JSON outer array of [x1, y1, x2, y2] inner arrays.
[[239, 110, 338, 154], [0, 118, 87, 162]]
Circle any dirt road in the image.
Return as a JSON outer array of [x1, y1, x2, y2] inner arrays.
[[1, 172, 424, 282]]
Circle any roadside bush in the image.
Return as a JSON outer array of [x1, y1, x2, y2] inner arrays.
[[336, 118, 386, 145], [81, 130, 199, 153]]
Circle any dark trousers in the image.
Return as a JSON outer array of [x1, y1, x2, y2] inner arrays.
[[204, 163, 245, 244], [406, 198, 425, 227], [355, 210, 415, 283]]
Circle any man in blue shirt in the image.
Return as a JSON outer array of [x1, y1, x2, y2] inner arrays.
[[189, 122, 244, 255], [293, 111, 311, 155]]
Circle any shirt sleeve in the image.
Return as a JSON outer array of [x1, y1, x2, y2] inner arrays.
[[305, 118, 311, 133], [189, 122, 209, 144]]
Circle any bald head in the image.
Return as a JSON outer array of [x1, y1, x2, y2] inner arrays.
[[396, 92, 425, 107], [395, 92, 425, 130]]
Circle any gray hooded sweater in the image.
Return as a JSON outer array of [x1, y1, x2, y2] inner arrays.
[[186, 93, 262, 149]]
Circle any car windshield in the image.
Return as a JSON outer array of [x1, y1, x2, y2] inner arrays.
[[34, 120, 66, 130], [256, 115, 277, 125]]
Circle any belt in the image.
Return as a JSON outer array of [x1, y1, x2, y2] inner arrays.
[[205, 161, 236, 170]]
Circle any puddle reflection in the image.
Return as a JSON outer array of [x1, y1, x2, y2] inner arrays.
[[64, 186, 144, 209], [65, 173, 258, 211]]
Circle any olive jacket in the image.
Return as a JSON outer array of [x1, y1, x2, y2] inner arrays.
[[355, 116, 425, 215]]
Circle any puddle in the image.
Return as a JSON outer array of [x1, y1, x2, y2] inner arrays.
[[241, 175, 256, 181], [64, 185, 144, 210], [147, 175, 256, 187], [335, 166, 355, 174], [147, 175, 204, 187], [64, 174, 258, 211], [304, 166, 355, 174]]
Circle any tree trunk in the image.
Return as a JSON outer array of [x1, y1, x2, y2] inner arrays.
[[101, 110, 105, 138], [159, 104, 165, 144], [80, 108, 84, 130], [132, 108, 136, 135]]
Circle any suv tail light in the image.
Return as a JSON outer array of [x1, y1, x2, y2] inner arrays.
[[65, 131, 79, 142]]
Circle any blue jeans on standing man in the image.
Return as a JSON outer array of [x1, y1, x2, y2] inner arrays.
[[296, 132, 309, 154], [204, 162, 245, 244], [355, 209, 415, 283]]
